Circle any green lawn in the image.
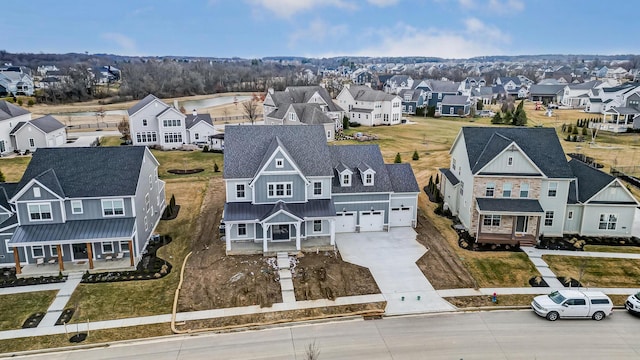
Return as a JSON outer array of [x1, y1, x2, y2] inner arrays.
[[0, 156, 31, 182], [68, 179, 208, 322], [583, 245, 640, 254], [462, 252, 540, 288], [543, 255, 640, 288], [0, 291, 57, 330]]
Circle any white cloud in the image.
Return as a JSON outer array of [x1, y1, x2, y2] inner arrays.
[[458, 0, 475, 8], [289, 19, 347, 47], [335, 20, 511, 59], [246, 0, 355, 18], [367, 0, 400, 6], [488, 0, 524, 13], [102, 33, 137, 54]]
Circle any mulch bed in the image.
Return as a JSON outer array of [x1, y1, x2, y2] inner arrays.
[[538, 235, 640, 251], [22, 312, 45, 328], [455, 227, 521, 253], [161, 205, 180, 220], [55, 308, 74, 325], [167, 168, 204, 175], [0, 268, 66, 288], [529, 276, 549, 287], [557, 276, 583, 288]]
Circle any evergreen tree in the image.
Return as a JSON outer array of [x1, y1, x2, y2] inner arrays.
[[0, 169, 4, 182], [214, 162, 220, 172], [503, 110, 513, 125], [491, 112, 503, 124], [394, 153, 402, 163], [582, 126, 588, 136], [513, 100, 527, 126], [412, 150, 419, 161], [572, 126, 579, 135], [342, 115, 350, 130], [567, 124, 573, 134], [435, 174, 440, 184]]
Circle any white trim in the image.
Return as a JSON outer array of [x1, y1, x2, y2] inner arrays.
[[249, 146, 310, 186], [101, 198, 125, 217], [27, 202, 53, 222], [120, 241, 130, 253], [49, 244, 63, 257], [33, 187, 41, 198], [237, 223, 248, 237], [275, 158, 284, 168], [333, 200, 390, 204], [476, 142, 547, 177], [11, 178, 64, 202], [585, 178, 640, 205], [312, 181, 323, 197], [312, 220, 323, 233], [236, 183, 246, 199], [261, 208, 303, 223], [267, 182, 293, 198], [102, 242, 114, 254], [71, 200, 83, 214], [31, 245, 45, 258], [4, 239, 12, 253]]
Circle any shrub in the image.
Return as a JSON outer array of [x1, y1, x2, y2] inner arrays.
[[394, 153, 402, 163], [17, 99, 23, 106], [412, 150, 419, 161], [202, 145, 209, 152], [27, 99, 35, 107], [348, 121, 361, 128], [213, 162, 219, 172], [342, 115, 350, 130]]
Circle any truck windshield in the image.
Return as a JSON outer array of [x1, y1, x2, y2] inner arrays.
[[548, 291, 566, 304], [635, 292, 640, 300]]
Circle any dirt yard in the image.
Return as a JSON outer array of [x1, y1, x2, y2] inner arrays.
[[414, 209, 478, 290], [177, 177, 379, 312]]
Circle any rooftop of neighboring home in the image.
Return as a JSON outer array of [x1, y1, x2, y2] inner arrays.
[[185, 112, 213, 128], [441, 95, 469, 105], [0, 100, 29, 121], [567, 80, 602, 90], [14, 146, 150, 199], [460, 127, 574, 178], [10, 115, 65, 134], [528, 84, 566, 95], [127, 94, 169, 116], [567, 159, 618, 203], [274, 86, 343, 112], [346, 85, 398, 102], [426, 80, 461, 93], [267, 103, 333, 124]]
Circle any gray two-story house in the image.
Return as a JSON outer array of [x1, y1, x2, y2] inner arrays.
[[439, 127, 638, 246], [2, 147, 166, 274], [223, 125, 419, 254]]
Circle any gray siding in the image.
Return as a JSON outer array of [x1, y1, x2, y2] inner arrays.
[[253, 174, 307, 203], [17, 200, 64, 225], [481, 150, 540, 174], [332, 193, 390, 203], [264, 150, 297, 171], [580, 205, 636, 237], [340, 202, 389, 223], [563, 205, 583, 234], [306, 177, 332, 200], [305, 219, 330, 237], [64, 198, 133, 221], [538, 179, 571, 237], [225, 179, 253, 203], [16, 184, 60, 201], [13, 124, 47, 151], [133, 149, 165, 260], [268, 213, 300, 223]]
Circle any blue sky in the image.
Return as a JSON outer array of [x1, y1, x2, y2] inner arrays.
[[4, 0, 637, 59]]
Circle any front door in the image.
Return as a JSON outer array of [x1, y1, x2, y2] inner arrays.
[[272, 225, 290, 241], [515, 216, 528, 234], [72, 243, 88, 260]]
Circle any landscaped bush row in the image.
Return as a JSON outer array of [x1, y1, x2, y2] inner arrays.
[[0, 268, 66, 288], [537, 235, 640, 251]]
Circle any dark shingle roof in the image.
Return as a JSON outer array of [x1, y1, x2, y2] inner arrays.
[[127, 94, 162, 116], [9, 218, 136, 245], [0, 214, 17, 230], [28, 115, 65, 133], [0, 100, 29, 121], [223, 199, 335, 222], [385, 164, 419, 193], [185, 113, 213, 129], [529, 84, 566, 96], [476, 198, 544, 213], [224, 125, 333, 179], [34, 169, 65, 197], [9, 121, 26, 135], [15, 147, 147, 198], [428, 80, 461, 93], [280, 86, 343, 112], [568, 159, 615, 202], [439, 168, 460, 186], [329, 145, 393, 193], [348, 85, 398, 102], [462, 127, 574, 178], [442, 95, 469, 105], [0, 184, 17, 211], [290, 104, 333, 124]]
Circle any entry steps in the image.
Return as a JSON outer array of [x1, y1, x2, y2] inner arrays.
[[277, 252, 296, 303]]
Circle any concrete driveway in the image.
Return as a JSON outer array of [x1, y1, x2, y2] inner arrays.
[[336, 228, 454, 315]]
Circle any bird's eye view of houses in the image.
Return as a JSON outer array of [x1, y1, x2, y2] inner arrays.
[[1, 1, 640, 358]]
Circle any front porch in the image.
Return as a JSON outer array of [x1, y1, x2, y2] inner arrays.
[[17, 257, 135, 278], [476, 232, 537, 246], [226, 236, 334, 256]]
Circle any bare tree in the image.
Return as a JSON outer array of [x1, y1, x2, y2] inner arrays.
[[241, 93, 263, 124], [305, 340, 320, 360], [117, 116, 130, 141]]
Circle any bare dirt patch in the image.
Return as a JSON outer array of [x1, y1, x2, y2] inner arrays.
[[414, 210, 478, 290], [178, 177, 381, 311], [292, 251, 380, 301]]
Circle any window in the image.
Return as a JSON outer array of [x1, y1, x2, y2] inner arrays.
[[275, 158, 284, 168], [327, 131, 331, 139], [267, 183, 292, 198], [195, 133, 199, 140], [236, 184, 246, 198], [520, 183, 529, 198], [144, 216, 148, 231], [507, 156, 513, 166], [567, 211, 573, 220], [142, 119, 148, 126], [591, 298, 611, 305], [365, 173, 373, 185], [598, 214, 617, 230], [31, 245, 44, 258], [545, 211, 554, 226], [483, 215, 501, 227], [135, 131, 158, 143], [452, 159, 456, 171], [102, 242, 114, 254], [238, 224, 247, 236], [485, 183, 495, 197], [120, 241, 130, 253], [164, 133, 182, 143], [548, 182, 558, 197], [145, 193, 150, 212], [149, 174, 153, 189], [33, 187, 41, 198], [71, 200, 83, 214], [289, 112, 295, 121], [342, 174, 351, 186], [313, 182, 322, 196], [28, 203, 52, 221], [502, 183, 512, 198], [102, 199, 124, 216], [313, 220, 322, 233], [29, 138, 35, 147], [566, 298, 586, 306]]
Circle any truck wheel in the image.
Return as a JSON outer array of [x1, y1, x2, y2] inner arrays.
[[592, 311, 605, 321], [546, 311, 559, 321]]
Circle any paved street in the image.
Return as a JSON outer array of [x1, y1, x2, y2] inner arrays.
[[14, 310, 640, 359]]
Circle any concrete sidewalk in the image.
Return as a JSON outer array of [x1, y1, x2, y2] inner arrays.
[[437, 287, 638, 298], [336, 228, 455, 315], [0, 282, 65, 296], [521, 247, 565, 288], [38, 273, 84, 327]]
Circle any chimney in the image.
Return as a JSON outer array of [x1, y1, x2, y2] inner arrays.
[[268, 87, 274, 94], [192, 109, 197, 116]]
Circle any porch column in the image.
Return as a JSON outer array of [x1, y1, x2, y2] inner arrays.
[[225, 223, 231, 252], [13, 247, 21, 275], [56, 245, 64, 272], [128, 240, 134, 267], [86, 242, 94, 269], [330, 219, 335, 246], [511, 217, 517, 240], [535, 216, 541, 239], [295, 222, 301, 251], [263, 225, 269, 253]]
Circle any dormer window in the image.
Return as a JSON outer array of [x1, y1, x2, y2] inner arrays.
[[342, 173, 351, 186], [289, 112, 295, 121], [275, 158, 284, 168], [365, 173, 373, 185]]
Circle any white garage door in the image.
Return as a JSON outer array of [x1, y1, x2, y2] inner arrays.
[[360, 211, 384, 232], [335, 212, 356, 233], [55, 134, 64, 146], [390, 207, 413, 227]]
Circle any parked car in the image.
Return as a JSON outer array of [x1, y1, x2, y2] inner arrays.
[[531, 290, 613, 321], [478, 110, 496, 117], [625, 292, 640, 315]]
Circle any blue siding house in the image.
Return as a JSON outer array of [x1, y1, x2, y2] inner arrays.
[[223, 125, 419, 254]]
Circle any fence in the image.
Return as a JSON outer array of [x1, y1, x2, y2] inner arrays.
[[67, 122, 118, 129], [610, 167, 640, 189]]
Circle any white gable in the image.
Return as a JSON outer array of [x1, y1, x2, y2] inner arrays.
[[478, 143, 542, 175], [589, 180, 639, 204]]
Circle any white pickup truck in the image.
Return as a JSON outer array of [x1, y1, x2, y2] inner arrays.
[[625, 291, 640, 315], [531, 290, 613, 321]]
